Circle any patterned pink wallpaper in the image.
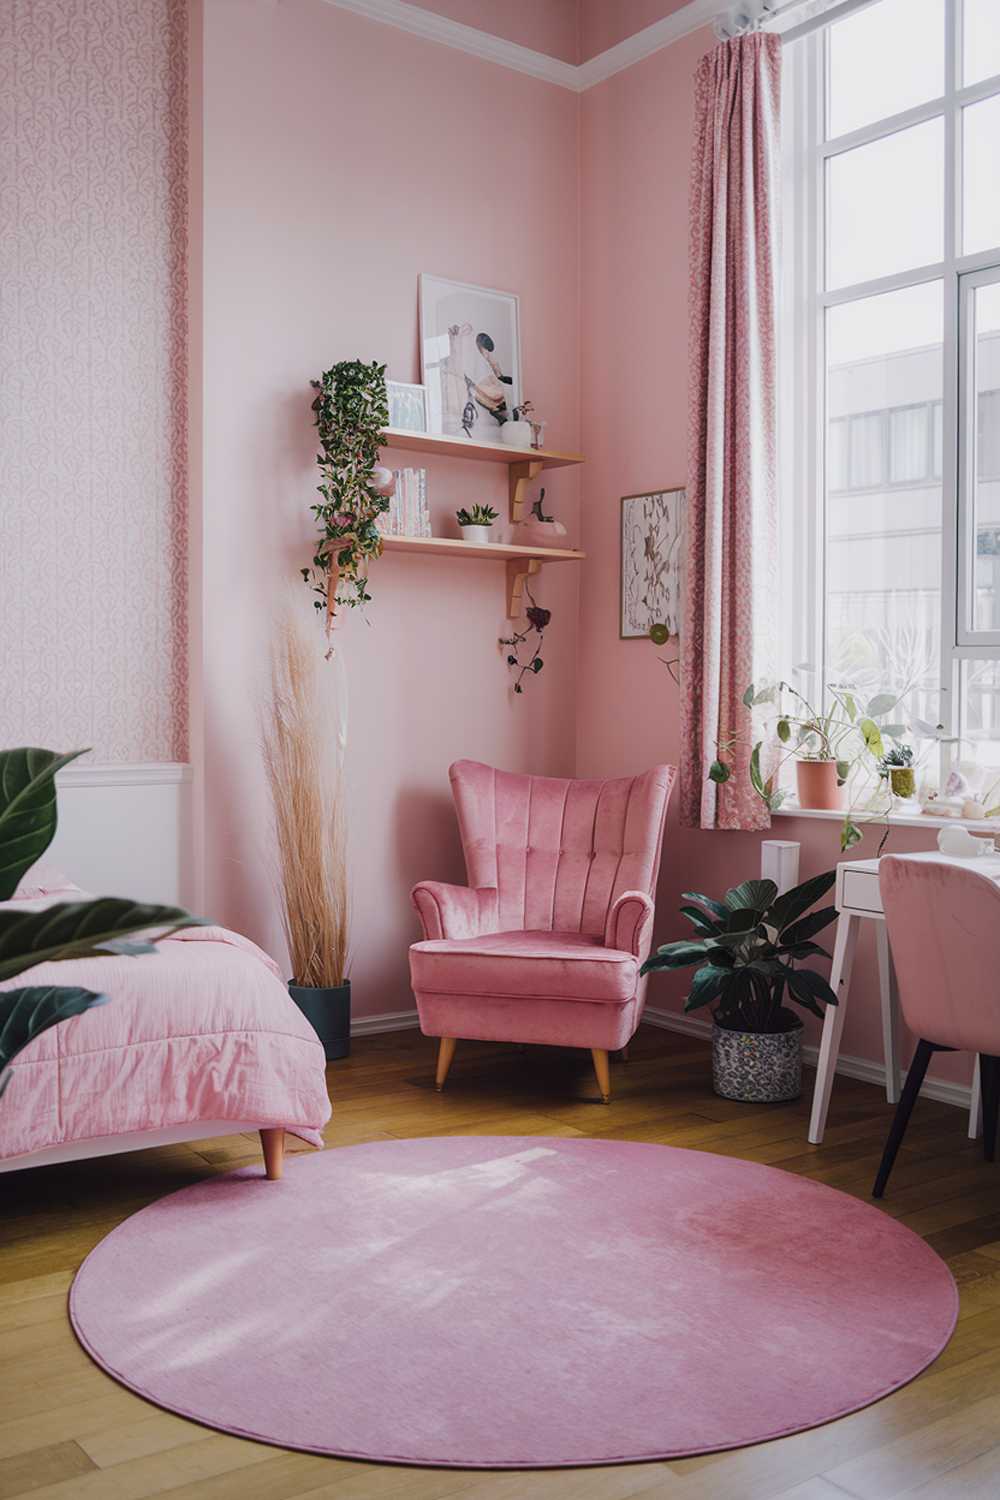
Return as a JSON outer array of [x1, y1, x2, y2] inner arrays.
[[0, 0, 188, 761]]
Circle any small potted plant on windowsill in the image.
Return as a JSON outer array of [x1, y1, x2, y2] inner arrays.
[[641, 872, 839, 1103], [456, 505, 499, 544], [880, 744, 916, 801]]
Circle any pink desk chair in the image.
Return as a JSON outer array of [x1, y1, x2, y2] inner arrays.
[[875, 855, 1000, 1197], [409, 760, 675, 1103]]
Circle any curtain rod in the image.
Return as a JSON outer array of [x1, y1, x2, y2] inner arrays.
[[715, 0, 882, 43]]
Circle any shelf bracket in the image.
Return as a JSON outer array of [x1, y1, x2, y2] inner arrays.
[[509, 460, 544, 525], [506, 557, 542, 618]]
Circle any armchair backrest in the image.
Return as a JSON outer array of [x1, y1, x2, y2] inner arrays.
[[449, 760, 675, 937]]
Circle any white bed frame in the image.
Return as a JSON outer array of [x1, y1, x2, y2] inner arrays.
[[0, 1121, 286, 1179]]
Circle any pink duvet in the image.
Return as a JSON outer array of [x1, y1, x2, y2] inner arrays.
[[0, 906, 332, 1163]]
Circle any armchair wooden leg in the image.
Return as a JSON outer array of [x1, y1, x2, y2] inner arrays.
[[591, 1048, 611, 1104], [436, 1037, 457, 1092], [260, 1128, 285, 1181]]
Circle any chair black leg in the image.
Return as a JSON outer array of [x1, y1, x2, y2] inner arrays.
[[980, 1055, 1000, 1164], [873, 1038, 935, 1199]]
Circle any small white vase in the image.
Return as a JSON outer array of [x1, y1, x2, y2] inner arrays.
[[501, 421, 533, 449], [460, 524, 491, 545]]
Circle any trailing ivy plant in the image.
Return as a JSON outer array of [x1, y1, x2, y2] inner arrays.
[[303, 361, 391, 634]]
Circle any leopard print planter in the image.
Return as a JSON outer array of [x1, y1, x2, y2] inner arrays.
[[712, 1020, 803, 1103]]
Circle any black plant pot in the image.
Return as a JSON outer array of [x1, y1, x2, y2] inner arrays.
[[288, 979, 351, 1061]]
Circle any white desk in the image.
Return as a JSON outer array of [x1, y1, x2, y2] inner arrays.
[[807, 850, 1000, 1145]]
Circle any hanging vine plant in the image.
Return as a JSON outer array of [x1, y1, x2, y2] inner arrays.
[[302, 360, 391, 642]]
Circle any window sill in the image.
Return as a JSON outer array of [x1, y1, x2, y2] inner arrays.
[[772, 803, 1000, 836]]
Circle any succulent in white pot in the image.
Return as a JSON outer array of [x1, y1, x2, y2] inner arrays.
[[456, 504, 499, 544]]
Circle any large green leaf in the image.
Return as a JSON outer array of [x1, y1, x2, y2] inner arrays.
[[0, 985, 109, 1096], [678, 904, 723, 937], [0, 748, 87, 900], [767, 870, 836, 934], [785, 966, 838, 1015], [683, 964, 728, 1013], [724, 879, 777, 914], [681, 891, 729, 923], [0, 899, 207, 983], [779, 905, 838, 946], [641, 940, 710, 974]]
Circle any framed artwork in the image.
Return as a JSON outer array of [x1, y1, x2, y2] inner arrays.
[[620, 487, 685, 639], [386, 380, 429, 433], [419, 274, 521, 442]]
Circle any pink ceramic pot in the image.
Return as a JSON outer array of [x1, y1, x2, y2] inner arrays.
[[796, 759, 845, 811]]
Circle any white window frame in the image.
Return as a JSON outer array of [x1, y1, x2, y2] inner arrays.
[[786, 0, 1000, 766]]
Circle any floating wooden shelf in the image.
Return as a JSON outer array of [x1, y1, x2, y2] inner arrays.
[[379, 428, 585, 524], [379, 534, 585, 617]]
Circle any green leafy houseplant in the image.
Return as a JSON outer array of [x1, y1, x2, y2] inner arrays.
[[641, 871, 839, 1034], [456, 505, 499, 528], [0, 748, 204, 1098], [303, 361, 391, 632], [711, 680, 907, 850]]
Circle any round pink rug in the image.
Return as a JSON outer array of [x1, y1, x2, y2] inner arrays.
[[70, 1136, 956, 1468]]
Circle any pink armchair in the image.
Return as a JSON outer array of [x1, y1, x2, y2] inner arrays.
[[409, 760, 676, 1102]]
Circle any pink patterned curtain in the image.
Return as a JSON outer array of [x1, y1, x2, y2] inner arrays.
[[680, 32, 781, 831]]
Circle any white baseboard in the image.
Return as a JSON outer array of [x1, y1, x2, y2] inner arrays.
[[643, 1006, 974, 1113], [350, 1007, 421, 1038]]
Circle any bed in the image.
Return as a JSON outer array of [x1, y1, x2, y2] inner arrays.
[[0, 876, 332, 1179]]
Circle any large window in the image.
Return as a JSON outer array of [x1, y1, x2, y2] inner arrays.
[[780, 0, 1000, 785]]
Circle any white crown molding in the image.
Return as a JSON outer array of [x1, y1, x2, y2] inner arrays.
[[575, 0, 720, 89], [57, 762, 193, 788], [643, 1006, 975, 1113], [321, 0, 580, 89], [321, 0, 718, 93]]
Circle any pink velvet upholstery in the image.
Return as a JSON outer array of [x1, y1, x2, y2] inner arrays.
[[409, 762, 675, 1058], [880, 856, 1000, 1055]]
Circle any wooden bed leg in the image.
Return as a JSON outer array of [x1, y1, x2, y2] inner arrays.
[[260, 1128, 285, 1181]]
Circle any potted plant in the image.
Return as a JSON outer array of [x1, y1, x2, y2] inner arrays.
[[712, 680, 907, 849], [880, 744, 917, 800], [641, 871, 839, 1102], [263, 616, 351, 1060], [456, 504, 499, 544], [0, 748, 203, 1098], [303, 360, 392, 644]]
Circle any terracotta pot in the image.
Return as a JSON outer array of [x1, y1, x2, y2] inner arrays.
[[795, 758, 844, 811]]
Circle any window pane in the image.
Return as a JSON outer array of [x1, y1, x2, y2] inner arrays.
[[827, 119, 944, 289], [825, 284, 943, 729], [969, 281, 1000, 632], [960, 660, 1000, 785], [828, 0, 943, 138], [964, 0, 1000, 87], [890, 406, 930, 483], [963, 94, 1000, 256]]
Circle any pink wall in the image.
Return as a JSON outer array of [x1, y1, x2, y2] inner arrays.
[[1, 0, 188, 761], [578, 0, 694, 62], [402, 0, 580, 61], [197, 0, 580, 1014], [576, 28, 973, 1093]]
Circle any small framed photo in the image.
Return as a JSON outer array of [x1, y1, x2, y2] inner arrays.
[[620, 487, 686, 639], [386, 380, 429, 433], [419, 274, 522, 441]]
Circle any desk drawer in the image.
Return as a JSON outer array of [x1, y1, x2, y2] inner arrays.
[[840, 868, 883, 915]]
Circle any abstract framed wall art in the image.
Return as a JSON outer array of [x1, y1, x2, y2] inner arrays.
[[620, 487, 685, 639], [419, 274, 521, 442]]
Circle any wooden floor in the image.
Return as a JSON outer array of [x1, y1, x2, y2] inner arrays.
[[3, 1024, 1000, 1499]]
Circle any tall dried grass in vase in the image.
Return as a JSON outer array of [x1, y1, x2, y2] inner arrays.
[[263, 614, 349, 990]]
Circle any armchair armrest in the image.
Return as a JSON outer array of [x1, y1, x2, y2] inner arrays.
[[411, 882, 498, 942], [605, 890, 654, 959]]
